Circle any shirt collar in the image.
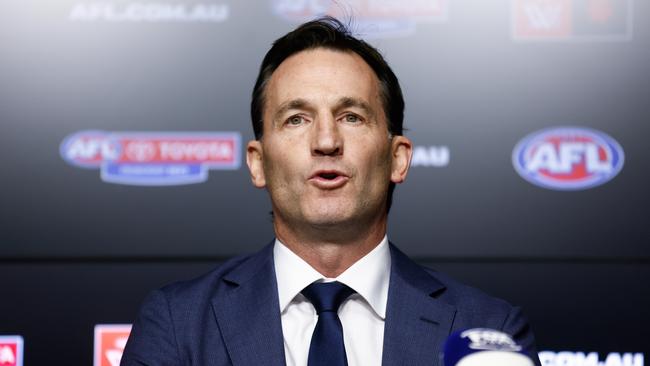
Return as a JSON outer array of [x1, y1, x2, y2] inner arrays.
[[273, 236, 391, 319]]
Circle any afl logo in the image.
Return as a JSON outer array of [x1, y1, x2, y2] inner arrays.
[[512, 127, 624, 190]]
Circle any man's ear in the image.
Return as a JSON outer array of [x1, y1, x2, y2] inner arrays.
[[246, 140, 266, 188], [390, 135, 412, 184]]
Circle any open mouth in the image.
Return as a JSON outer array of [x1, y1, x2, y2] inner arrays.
[[309, 170, 349, 189], [319, 172, 340, 180]]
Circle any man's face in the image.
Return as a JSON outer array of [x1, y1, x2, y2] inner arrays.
[[247, 48, 411, 229]]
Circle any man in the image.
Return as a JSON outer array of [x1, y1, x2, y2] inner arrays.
[[121, 17, 540, 366]]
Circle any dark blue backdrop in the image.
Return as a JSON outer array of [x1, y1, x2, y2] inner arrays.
[[1, 1, 647, 365]]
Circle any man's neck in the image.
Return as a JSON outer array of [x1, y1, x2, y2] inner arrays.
[[273, 216, 387, 278]]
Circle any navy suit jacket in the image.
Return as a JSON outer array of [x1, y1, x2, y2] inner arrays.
[[121, 242, 541, 365]]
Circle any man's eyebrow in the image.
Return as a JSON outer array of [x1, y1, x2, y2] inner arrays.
[[273, 99, 312, 121], [334, 97, 375, 118]]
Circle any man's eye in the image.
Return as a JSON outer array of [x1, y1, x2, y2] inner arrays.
[[344, 114, 360, 123], [287, 116, 304, 125]]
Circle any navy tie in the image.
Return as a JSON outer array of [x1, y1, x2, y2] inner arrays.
[[301, 281, 355, 366]]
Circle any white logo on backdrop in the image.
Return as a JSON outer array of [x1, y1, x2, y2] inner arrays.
[[539, 351, 644, 366], [69, 2, 230, 22], [411, 145, 450, 167]]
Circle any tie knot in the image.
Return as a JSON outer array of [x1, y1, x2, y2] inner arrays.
[[301, 281, 355, 314]]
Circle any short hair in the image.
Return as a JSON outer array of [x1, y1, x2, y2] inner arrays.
[[251, 16, 403, 213], [250, 16, 404, 140]]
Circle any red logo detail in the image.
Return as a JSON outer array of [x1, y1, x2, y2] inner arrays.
[[0, 345, 17, 366], [116, 138, 235, 164], [587, 0, 613, 23], [63, 132, 237, 166], [0, 338, 21, 366], [94, 325, 132, 366]]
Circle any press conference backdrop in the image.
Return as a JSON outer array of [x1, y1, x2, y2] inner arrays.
[[1, 0, 648, 365]]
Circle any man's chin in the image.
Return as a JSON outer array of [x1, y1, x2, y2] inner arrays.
[[304, 214, 350, 228], [299, 201, 380, 229], [301, 208, 356, 228]]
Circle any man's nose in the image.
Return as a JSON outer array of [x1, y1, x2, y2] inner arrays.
[[311, 116, 343, 156]]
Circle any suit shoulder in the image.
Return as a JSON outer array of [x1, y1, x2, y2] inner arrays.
[[420, 267, 540, 365], [124, 249, 268, 365], [422, 267, 514, 317], [155, 250, 259, 305]]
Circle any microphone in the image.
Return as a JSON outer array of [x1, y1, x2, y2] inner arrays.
[[443, 328, 535, 366]]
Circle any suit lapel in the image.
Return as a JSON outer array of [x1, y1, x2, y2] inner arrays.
[[211, 243, 286, 366], [382, 244, 457, 366]]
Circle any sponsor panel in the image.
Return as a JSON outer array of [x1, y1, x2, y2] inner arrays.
[[94, 324, 132, 366], [512, 126, 624, 190], [61, 130, 241, 186], [0, 336, 23, 366], [69, 1, 230, 22], [512, 0, 633, 41], [271, 0, 448, 38], [539, 351, 644, 366]]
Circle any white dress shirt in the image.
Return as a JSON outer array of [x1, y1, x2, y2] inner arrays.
[[273, 236, 391, 366]]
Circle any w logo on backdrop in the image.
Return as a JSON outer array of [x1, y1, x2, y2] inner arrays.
[[512, 0, 633, 41]]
